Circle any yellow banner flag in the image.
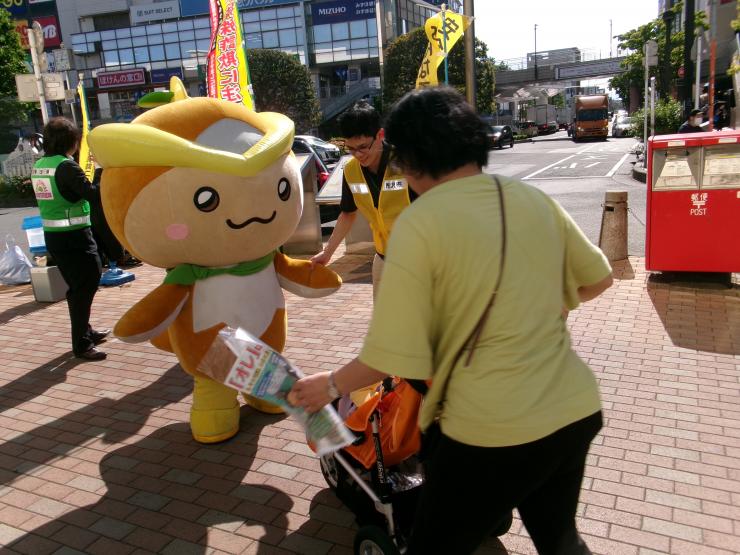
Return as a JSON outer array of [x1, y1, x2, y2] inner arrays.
[[76, 81, 95, 182], [207, 0, 255, 108], [416, 10, 470, 89]]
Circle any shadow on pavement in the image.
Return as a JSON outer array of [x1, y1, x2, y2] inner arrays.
[[647, 279, 740, 355], [6, 412, 335, 554], [0, 352, 84, 414], [0, 298, 48, 326]]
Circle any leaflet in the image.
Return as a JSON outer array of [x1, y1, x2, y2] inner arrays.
[[198, 327, 354, 456]]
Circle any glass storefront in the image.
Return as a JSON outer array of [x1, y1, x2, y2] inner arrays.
[[309, 17, 377, 64], [70, 3, 306, 83]]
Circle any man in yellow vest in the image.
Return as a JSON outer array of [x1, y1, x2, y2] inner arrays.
[[311, 102, 416, 297]]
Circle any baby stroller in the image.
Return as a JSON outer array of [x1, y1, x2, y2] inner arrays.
[[317, 377, 512, 554]]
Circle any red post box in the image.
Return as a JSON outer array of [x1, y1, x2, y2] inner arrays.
[[646, 129, 740, 272]]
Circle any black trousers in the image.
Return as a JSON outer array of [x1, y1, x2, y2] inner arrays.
[[44, 228, 102, 355], [407, 411, 603, 555]]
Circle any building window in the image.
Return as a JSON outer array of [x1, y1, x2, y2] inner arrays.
[[93, 12, 130, 32]]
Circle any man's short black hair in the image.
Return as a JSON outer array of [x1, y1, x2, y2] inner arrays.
[[384, 87, 488, 179], [43, 117, 81, 156], [338, 101, 380, 139], [689, 108, 702, 117]]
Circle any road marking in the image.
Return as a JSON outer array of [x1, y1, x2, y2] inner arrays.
[[525, 175, 612, 180], [569, 162, 577, 169], [606, 152, 631, 177], [522, 154, 576, 179], [586, 162, 600, 168]]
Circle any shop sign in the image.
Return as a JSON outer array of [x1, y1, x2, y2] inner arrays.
[[33, 15, 61, 48], [14, 15, 60, 49], [130, 0, 180, 25], [151, 67, 183, 83], [97, 68, 146, 89], [180, 0, 298, 17], [1, 0, 28, 17], [311, 0, 375, 25]]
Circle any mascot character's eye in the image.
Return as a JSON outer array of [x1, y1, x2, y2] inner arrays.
[[194, 187, 220, 212], [277, 178, 291, 202]]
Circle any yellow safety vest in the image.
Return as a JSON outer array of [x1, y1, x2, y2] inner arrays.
[[344, 157, 410, 255]]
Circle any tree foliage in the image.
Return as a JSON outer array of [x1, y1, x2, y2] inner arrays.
[[609, 1, 707, 109], [0, 9, 33, 128], [382, 27, 497, 114], [248, 49, 321, 132], [630, 97, 683, 136]]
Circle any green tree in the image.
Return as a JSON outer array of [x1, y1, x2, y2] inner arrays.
[[0, 9, 34, 150], [248, 49, 321, 132], [609, 1, 707, 109], [382, 26, 497, 114], [630, 97, 683, 135]]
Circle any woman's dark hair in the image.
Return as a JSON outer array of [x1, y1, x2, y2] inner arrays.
[[385, 87, 488, 179], [338, 101, 381, 139], [42, 117, 81, 156]]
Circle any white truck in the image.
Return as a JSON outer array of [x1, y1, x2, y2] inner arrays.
[[526, 104, 557, 134]]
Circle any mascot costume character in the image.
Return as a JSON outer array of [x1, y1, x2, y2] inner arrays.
[[87, 78, 342, 444]]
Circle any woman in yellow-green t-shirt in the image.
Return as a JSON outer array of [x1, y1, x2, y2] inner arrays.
[[291, 88, 613, 555]]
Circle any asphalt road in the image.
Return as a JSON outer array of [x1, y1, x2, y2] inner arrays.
[[1, 131, 644, 262], [485, 130, 645, 256]]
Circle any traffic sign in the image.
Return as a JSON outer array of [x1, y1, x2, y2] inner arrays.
[[644, 40, 658, 67], [15, 73, 67, 102]]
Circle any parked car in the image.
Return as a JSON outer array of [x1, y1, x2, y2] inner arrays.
[[487, 125, 514, 149], [292, 139, 331, 189], [612, 115, 633, 138], [293, 135, 341, 167], [519, 121, 539, 137]]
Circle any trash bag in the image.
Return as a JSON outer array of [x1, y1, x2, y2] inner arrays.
[[0, 235, 32, 285]]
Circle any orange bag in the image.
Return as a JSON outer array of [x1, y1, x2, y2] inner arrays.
[[343, 379, 423, 469]]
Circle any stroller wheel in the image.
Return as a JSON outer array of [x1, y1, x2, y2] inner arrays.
[[354, 525, 400, 555], [319, 454, 344, 490]]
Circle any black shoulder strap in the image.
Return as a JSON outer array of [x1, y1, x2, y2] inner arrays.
[[434, 175, 507, 414]]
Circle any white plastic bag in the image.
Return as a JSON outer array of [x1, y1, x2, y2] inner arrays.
[[0, 235, 32, 285]]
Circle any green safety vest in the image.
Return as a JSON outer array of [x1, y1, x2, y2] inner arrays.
[[31, 155, 91, 232]]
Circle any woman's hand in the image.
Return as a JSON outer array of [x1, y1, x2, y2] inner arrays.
[[289, 371, 333, 413]]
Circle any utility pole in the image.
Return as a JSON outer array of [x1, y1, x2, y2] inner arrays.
[[682, 0, 695, 118], [27, 22, 49, 124], [609, 19, 613, 57], [463, 0, 475, 108], [533, 24, 538, 82], [695, 24, 704, 109], [661, 2, 675, 98], [707, 0, 717, 130]]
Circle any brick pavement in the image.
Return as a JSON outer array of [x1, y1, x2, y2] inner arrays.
[[0, 251, 738, 555]]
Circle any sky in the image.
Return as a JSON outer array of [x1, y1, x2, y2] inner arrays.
[[473, 0, 659, 66]]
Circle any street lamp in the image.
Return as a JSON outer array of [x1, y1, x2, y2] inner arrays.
[[534, 23, 538, 82]]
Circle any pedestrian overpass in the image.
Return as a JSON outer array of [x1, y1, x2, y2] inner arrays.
[[495, 56, 627, 98]]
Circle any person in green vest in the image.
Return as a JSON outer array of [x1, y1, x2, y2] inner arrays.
[[310, 102, 416, 298], [31, 117, 109, 360]]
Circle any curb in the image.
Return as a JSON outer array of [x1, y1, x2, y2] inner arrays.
[[631, 164, 647, 183], [514, 138, 533, 144]]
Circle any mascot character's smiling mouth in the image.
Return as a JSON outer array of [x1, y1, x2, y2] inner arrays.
[[226, 210, 276, 229]]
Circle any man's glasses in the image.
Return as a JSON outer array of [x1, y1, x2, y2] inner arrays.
[[345, 137, 376, 155]]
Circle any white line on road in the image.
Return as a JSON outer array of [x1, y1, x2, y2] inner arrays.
[[569, 162, 577, 169], [585, 162, 600, 168], [606, 152, 631, 177], [524, 175, 611, 180], [522, 154, 576, 180]]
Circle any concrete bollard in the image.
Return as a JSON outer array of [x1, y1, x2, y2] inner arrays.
[[598, 191, 628, 261]]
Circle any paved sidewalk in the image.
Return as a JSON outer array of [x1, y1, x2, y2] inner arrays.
[[0, 252, 738, 555]]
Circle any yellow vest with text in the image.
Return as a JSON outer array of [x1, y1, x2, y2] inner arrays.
[[344, 157, 411, 255]]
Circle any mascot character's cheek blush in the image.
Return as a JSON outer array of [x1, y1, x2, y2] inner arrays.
[[166, 223, 190, 241]]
